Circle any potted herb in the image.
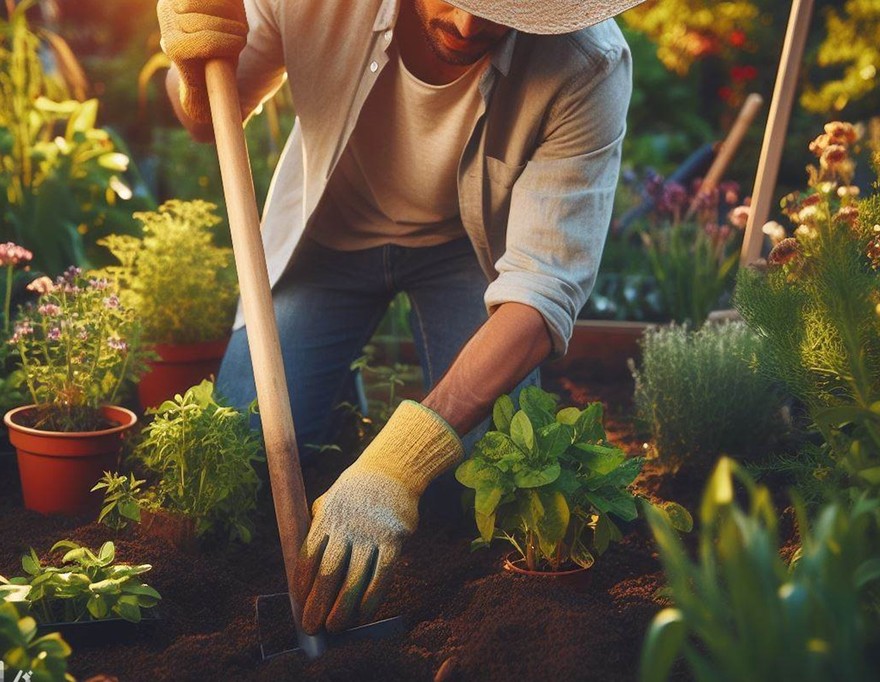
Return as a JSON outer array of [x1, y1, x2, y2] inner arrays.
[[97, 200, 238, 409], [3, 268, 149, 515], [456, 387, 692, 578], [0, 540, 161, 648], [125, 380, 263, 548], [91, 471, 145, 532]]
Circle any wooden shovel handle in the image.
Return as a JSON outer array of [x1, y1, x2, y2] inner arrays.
[[204, 59, 324, 657]]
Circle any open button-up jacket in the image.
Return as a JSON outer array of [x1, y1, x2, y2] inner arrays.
[[234, 0, 632, 355]]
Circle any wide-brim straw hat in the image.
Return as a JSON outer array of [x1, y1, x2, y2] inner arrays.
[[446, 0, 647, 35]]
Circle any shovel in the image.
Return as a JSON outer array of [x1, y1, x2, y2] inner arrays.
[[203, 60, 403, 660]]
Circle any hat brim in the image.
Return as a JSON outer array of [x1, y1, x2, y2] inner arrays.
[[446, 0, 646, 35]]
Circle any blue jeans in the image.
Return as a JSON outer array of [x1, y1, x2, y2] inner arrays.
[[217, 235, 539, 460]]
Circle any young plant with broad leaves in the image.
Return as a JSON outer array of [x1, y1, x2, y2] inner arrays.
[[456, 387, 692, 572], [0, 541, 160, 625], [0, 602, 72, 682]]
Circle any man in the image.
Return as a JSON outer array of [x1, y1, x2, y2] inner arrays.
[[158, 0, 640, 635]]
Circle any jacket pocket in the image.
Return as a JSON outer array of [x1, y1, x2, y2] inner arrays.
[[485, 156, 526, 188]]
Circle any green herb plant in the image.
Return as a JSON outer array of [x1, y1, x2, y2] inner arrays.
[[0, 602, 72, 682], [91, 471, 145, 531], [9, 268, 150, 431], [133, 380, 264, 543], [735, 122, 880, 496], [0, 541, 161, 625], [0, 241, 31, 415], [456, 387, 692, 572], [632, 322, 789, 472], [641, 457, 880, 682], [0, 0, 143, 275], [97, 200, 237, 345]]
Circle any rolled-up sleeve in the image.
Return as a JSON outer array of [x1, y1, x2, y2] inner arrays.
[[483, 40, 632, 357]]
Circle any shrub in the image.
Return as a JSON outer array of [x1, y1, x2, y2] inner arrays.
[[641, 458, 880, 682], [734, 122, 880, 494], [97, 199, 237, 345], [456, 387, 691, 572], [633, 322, 788, 471], [133, 380, 264, 543]]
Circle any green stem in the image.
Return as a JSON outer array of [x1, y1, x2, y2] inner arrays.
[[3, 265, 12, 336]]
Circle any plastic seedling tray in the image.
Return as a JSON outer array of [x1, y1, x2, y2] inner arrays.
[[37, 609, 162, 648]]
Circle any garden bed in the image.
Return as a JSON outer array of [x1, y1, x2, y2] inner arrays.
[[0, 367, 736, 681]]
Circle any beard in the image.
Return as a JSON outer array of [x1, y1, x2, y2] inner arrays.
[[412, 0, 496, 66]]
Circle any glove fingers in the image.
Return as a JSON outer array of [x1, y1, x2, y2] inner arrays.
[[293, 531, 328, 611], [359, 544, 400, 624], [169, 26, 247, 61], [174, 0, 247, 23], [325, 544, 379, 634], [301, 538, 352, 635]]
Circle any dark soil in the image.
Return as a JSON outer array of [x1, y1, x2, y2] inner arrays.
[[0, 368, 701, 681]]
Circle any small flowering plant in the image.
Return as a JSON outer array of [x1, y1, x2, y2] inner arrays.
[[0, 242, 32, 413], [638, 173, 748, 326], [9, 268, 150, 432], [735, 122, 880, 495]]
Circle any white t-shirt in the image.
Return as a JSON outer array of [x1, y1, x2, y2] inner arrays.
[[311, 45, 488, 250]]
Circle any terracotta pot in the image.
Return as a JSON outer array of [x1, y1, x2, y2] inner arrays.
[[502, 552, 593, 588], [140, 508, 198, 552], [4, 405, 137, 516], [547, 320, 656, 380], [138, 338, 229, 410]]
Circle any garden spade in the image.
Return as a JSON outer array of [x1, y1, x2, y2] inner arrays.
[[203, 60, 404, 660]]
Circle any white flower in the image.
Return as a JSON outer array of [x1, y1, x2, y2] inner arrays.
[[761, 221, 787, 245]]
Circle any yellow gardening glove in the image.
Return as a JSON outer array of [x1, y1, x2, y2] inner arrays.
[[293, 400, 463, 634], [156, 0, 249, 123]]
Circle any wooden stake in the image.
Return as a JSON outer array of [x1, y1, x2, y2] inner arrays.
[[686, 93, 764, 219], [740, 0, 815, 266], [205, 59, 325, 659]]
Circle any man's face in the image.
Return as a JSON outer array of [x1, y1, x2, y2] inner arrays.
[[412, 0, 511, 66]]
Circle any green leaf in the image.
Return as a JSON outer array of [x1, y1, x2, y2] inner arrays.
[[556, 407, 581, 426], [524, 489, 570, 558], [22, 550, 40, 576], [574, 403, 605, 442], [492, 394, 515, 433], [857, 467, 880, 485], [513, 463, 561, 488], [536, 422, 573, 461], [86, 594, 108, 619], [573, 443, 627, 475], [701, 457, 735, 526], [661, 502, 694, 533], [518, 386, 557, 428], [509, 411, 535, 453], [456, 458, 500, 489], [114, 596, 142, 623], [474, 431, 522, 464], [570, 534, 595, 569], [640, 608, 686, 682], [586, 490, 638, 522], [474, 484, 504, 517]]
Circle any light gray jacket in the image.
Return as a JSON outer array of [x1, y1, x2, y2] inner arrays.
[[235, 0, 632, 355]]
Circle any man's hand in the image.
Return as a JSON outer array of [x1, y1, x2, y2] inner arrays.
[[293, 401, 463, 634], [157, 0, 249, 123]]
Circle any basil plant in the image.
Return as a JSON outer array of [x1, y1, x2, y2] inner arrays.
[[456, 387, 692, 572]]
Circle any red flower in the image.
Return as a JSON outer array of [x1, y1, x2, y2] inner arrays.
[[731, 65, 758, 82], [729, 30, 747, 48]]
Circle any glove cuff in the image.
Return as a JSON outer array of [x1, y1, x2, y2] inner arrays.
[[358, 400, 464, 495], [179, 75, 213, 125]]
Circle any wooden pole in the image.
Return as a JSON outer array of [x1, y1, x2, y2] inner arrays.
[[740, 0, 815, 266], [205, 59, 325, 659], [686, 93, 764, 219]]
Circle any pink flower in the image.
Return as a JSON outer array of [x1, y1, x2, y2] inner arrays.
[[37, 303, 61, 317], [9, 320, 34, 343], [0, 242, 33, 268], [107, 337, 128, 352], [47, 327, 62, 341], [103, 295, 120, 309]]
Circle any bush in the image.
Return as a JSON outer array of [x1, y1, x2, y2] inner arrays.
[[133, 380, 264, 543], [641, 458, 880, 682], [633, 322, 788, 471], [97, 200, 237, 345], [0, 602, 71, 682]]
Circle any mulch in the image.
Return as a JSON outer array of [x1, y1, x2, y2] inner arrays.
[[0, 369, 707, 682]]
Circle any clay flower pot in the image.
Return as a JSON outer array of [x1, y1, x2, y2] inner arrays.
[[502, 552, 593, 589], [138, 338, 228, 410], [140, 508, 198, 552], [4, 405, 137, 516]]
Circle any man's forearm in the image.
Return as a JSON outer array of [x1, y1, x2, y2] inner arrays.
[[422, 302, 553, 436]]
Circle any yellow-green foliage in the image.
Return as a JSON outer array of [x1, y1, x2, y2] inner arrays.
[[735, 124, 880, 491], [802, 1, 880, 114], [98, 200, 237, 344], [621, 0, 760, 75]]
